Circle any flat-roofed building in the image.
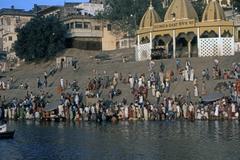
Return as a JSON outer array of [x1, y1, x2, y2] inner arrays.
[[63, 15, 118, 51], [0, 6, 33, 54]]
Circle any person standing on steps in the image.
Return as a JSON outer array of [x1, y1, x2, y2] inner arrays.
[[37, 77, 41, 89], [186, 88, 191, 104], [60, 77, 64, 91], [44, 72, 48, 87]]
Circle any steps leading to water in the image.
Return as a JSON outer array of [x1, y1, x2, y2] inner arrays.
[[0, 49, 239, 103]]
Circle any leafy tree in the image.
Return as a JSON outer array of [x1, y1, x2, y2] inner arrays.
[[98, 0, 166, 35], [14, 16, 66, 62], [192, 0, 206, 21]]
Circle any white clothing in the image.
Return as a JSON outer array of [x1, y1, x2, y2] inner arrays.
[[0, 124, 7, 133], [143, 107, 148, 120], [189, 105, 194, 112], [74, 95, 79, 105], [124, 106, 128, 119], [184, 70, 189, 81], [147, 80, 151, 88], [35, 112, 40, 119], [194, 86, 198, 97], [60, 78, 64, 88], [231, 103, 236, 113], [129, 78, 134, 89], [138, 78, 143, 87], [139, 95, 144, 104], [152, 85, 156, 97], [156, 91, 161, 98], [190, 69, 194, 81], [214, 105, 219, 117], [159, 72, 164, 83], [58, 105, 64, 117]]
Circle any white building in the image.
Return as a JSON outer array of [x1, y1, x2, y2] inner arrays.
[[74, 3, 104, 16]]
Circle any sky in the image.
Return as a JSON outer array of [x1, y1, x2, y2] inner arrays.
[[0, 0, 89, 10]]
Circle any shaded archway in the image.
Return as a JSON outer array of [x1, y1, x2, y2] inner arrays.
[[140, 36, 150, 44], [176, 33, 188, 58], [200, 30, 218, 38], [175, 32, 197, 58], [152, 36, 166, 60], [162, 34, 172, 58], [153, 36, 165, 49], [187, 32, 197, 57], [221, 30, 233, 37], [152, 34, 172, 59], [191, 36, 198, 57]]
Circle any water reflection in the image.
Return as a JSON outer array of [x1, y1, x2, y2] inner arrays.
[[1, 121, 240, 160]]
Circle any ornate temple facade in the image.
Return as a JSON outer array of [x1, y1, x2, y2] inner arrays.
[[135, 0, 235, 61]]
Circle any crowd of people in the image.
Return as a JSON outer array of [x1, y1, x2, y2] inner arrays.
[[0, 58, 240, 123], [0, 93, 239, 122], [0, 76, 14, 90]]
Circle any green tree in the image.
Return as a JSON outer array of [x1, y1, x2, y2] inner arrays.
[[14, 16, 66, 62], [234, 0, 240, 13], [192, 0, 206, 21], [98, 0, 166, 35]]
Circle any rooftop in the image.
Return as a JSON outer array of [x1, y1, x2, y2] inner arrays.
[[0, 7, 34, 16], [37, 6, 62, 15]]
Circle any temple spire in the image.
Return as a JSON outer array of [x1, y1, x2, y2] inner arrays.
[[150, 0, 152, 7], [149, 0, 153, 9]]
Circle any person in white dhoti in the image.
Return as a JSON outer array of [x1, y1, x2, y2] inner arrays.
[[138, 77, 143, 87], [8, 108, 11, 119], [141, 75, 145, 83], [60, 77, 64, 89], [214, 104, 219, 117], [186, 60, 191, 68], [193, 78, 198, 86], [151, 84, 156, 97], [184, 68, 189, 81], [159, 71, 164, 84], [196, 109, 201, 120], [231, 103, 236, 118], [147, 80, 151, 89], [124, 105, 128, 120], [194, 85, 198, 97], [74, 94, 79, 105], [4, 108, 7, 119], [143, 107, 148, 120], [139, 95, 144, 107], [176, 104, 181, 118], [182, 103, 187, 118], [129, 76, 134, 89], [190, 68, 194, 81], [58, 104, 64, 117]]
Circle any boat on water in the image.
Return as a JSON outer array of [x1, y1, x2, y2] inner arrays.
[[0, 123, 15, 139]]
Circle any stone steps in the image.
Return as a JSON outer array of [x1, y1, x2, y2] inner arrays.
[[0, 49, 239, 104]]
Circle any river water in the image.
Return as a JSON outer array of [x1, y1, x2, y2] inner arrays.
[[1, 120, 240, 160]]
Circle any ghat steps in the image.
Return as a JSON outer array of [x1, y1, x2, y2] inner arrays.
[[0, 48, 239, 104]]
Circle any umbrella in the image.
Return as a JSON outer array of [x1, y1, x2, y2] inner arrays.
[[43, 102, 59, 112], [202, 93, 224, 102], [103, 100, 113, 108], [95, 53, 111, 61]]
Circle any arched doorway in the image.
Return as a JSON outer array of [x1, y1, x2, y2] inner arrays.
[[152, 36, 166, 60], [191, 36, 198, 57], [200, 30, 218, 38], [152, 34, 172, 59], [176, 33, 188, 58]]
